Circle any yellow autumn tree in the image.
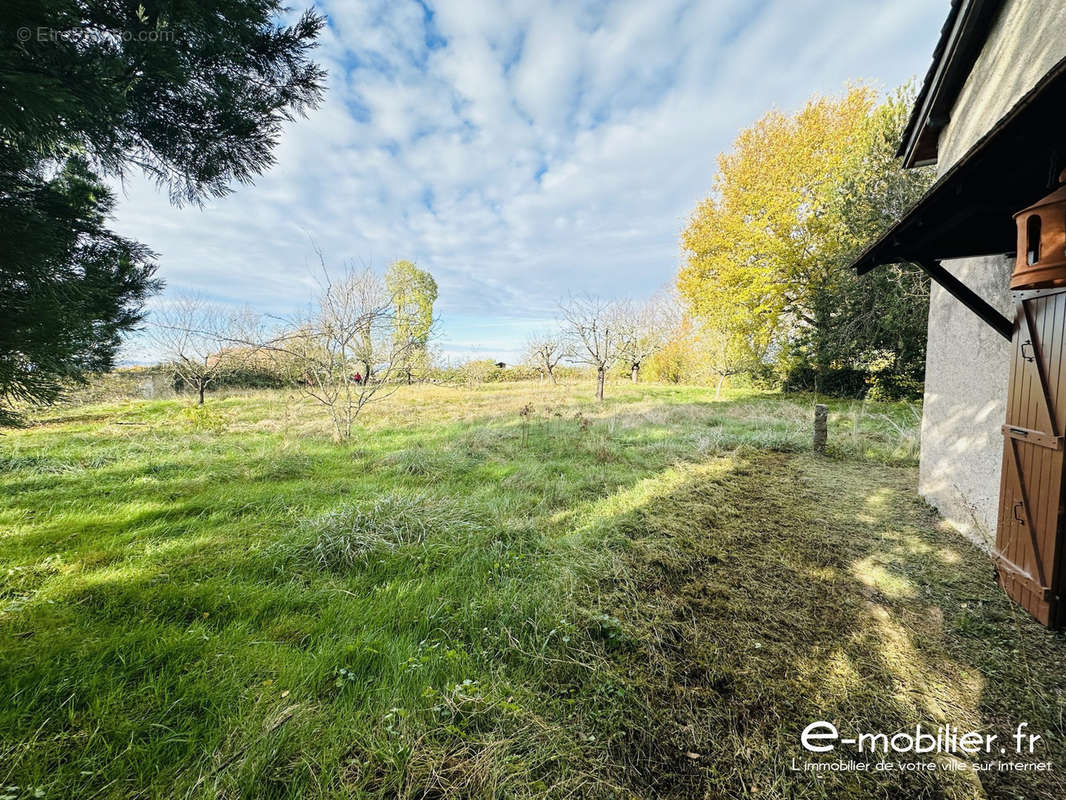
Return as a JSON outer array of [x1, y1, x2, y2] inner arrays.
[[680, 85, 877, 340], [678, 85, 931, 392]]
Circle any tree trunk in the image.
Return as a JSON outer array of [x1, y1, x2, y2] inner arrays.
[[715, 374, 725, 400], [548, 367, 557, 385], [198, 379, 206, 405], [631, 363, 639, 383], [596, 367, 605, 401]]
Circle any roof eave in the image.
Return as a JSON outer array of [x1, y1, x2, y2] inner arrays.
[[896, 0, 1004, 168], [851, 54, 1066, 276]]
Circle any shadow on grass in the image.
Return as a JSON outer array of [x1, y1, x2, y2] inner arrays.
[[575, 452, 1066, 800]]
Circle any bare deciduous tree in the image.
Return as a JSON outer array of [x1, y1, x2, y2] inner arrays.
[[615, 299, 668, 384], [560, 295, 623, 401], [150, 296, 263, 405], [269, 262, 428, 440], [525, 330, 567, 384]]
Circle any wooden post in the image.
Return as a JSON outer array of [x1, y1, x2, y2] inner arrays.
[[813, 404, 828, 454]]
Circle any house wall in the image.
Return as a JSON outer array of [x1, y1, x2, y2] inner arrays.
[[919, 0, 1066, 547], [938, 0, 1066, 171], [920, 257, 1012, 548]]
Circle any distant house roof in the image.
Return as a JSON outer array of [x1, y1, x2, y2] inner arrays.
[[897, 0, 1005, 167]]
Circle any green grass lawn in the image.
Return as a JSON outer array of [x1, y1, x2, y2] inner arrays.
[[1, 381, 1064, 799]]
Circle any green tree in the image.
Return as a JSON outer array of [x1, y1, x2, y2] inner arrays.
[[827, 88, 934, 399], [678, 85, 934, 397], [385, 260, 438, 383], [1, 0, 325, 421], [2, 1, 324, 202], [0, 155, 159, 423]]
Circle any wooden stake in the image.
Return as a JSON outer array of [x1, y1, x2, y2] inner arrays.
[[813, 404, 828, 454]]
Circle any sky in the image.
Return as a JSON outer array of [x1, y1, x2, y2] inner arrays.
[[113, 0, 949, 364]]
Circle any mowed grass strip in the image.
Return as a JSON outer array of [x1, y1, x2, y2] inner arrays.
[[2, 382, 1059, 798], [590, 453, 1066, 799]]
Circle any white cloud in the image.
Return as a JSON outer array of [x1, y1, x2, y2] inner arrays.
[[111, 0, 950, 363]]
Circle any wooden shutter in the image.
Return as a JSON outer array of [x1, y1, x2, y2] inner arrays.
[[995, 289, 1066, 626]]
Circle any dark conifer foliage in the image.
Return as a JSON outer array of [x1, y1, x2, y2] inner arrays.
[[0, 153, 161, 423], [0, 1, 325, 420]]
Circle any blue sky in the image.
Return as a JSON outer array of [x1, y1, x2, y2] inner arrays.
[[114, 0, 948, 364]]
